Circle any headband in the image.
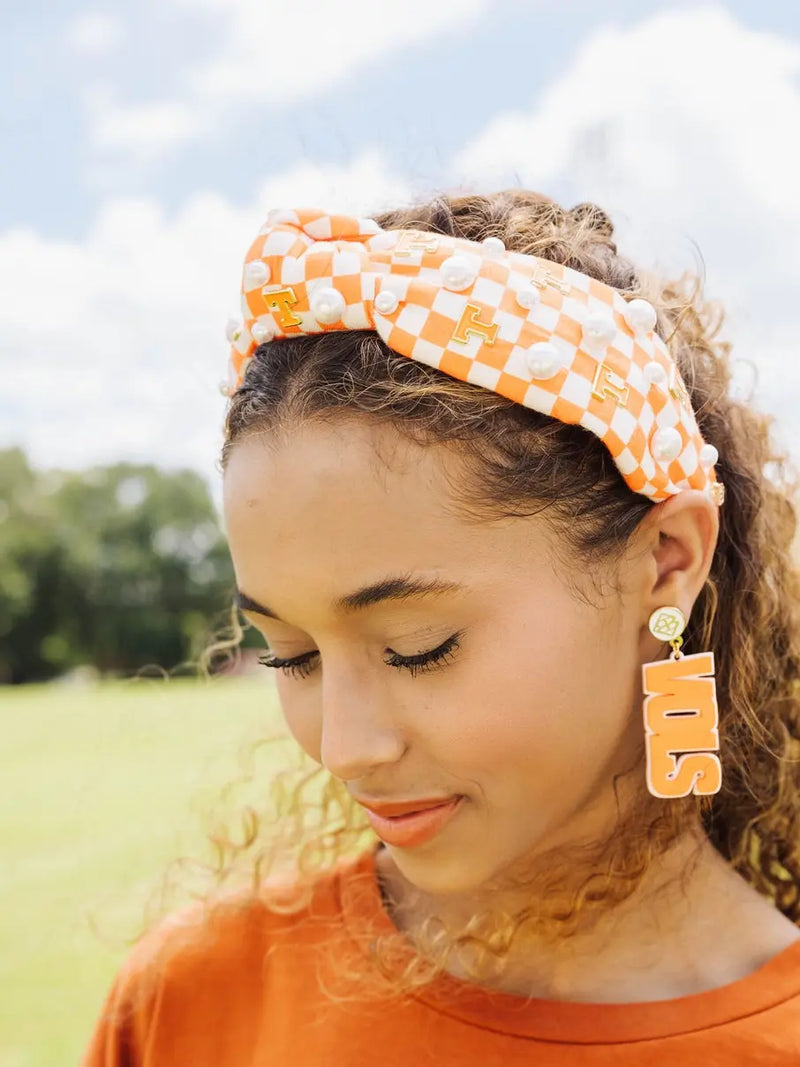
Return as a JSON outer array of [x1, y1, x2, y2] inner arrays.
[[224, 208, 724, 505]]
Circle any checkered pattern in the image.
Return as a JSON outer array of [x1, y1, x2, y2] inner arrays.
[[227, 208, 722, 503]]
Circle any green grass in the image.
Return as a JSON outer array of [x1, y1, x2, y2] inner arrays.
[[0, 674, 293, 1067]]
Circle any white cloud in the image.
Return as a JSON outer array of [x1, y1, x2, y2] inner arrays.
[[83, 84, 205, 162], [181, 0, 488, 105], [66, 12, 124, 55], [83, 0, 489, 162], [452, 5, 800, 456], [0, 153, 412, 512]]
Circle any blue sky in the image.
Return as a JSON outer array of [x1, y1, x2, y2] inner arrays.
[[3, 0, 800, 512]]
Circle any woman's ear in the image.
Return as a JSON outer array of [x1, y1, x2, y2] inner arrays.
[[635, 490, 720, 654]]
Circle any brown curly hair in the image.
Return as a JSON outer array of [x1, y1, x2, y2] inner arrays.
[[148, 188, 800, 1000]]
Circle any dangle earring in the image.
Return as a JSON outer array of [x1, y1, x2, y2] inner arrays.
[[642, 607, 722, 799]]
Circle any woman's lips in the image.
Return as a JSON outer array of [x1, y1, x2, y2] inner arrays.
[[357, 795, 461, 818], [362, 796, 464, 848]]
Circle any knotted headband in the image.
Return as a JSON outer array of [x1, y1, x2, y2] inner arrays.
[[225, 208, 724, 505]]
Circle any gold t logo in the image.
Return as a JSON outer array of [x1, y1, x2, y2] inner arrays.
[[451, 304, 499, 347], [262, 287, 302, 328], [591, 362, 630, 407], [395, 231, 441, 256], [530, 263, 571, 295]]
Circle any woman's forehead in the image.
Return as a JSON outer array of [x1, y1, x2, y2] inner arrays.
[[222, 422, 568, 614], [224, 421, 463, 528]]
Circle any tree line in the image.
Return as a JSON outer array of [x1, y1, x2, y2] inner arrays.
[[0, 448, 252, 684]]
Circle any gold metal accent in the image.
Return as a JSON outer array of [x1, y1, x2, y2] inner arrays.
[[530, 263, 571, 295], [451, 304, 499, 347], [668, 635, 684, 660], [708, 481, 726, 506], [591, 362, 630, 407], [394, 231, 441, 256], [668, 364, 692, 412], [261, 286, 302, 328]]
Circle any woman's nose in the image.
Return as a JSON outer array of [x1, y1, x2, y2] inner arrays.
[[318, 668, 406, 782]]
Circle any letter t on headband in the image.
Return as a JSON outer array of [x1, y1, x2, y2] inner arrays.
[[224, 207, 724, 506]]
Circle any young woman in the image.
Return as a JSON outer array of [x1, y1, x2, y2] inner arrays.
[[82, 190, 800, 1063]]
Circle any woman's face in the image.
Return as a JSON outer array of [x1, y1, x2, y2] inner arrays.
[[223, 418, 651, 896]]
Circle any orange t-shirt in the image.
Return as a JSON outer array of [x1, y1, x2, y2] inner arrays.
[[81, 843, 800, 1065]]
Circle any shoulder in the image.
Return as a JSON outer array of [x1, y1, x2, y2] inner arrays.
[[81, 848, 377, 1066], [134, 847, 373, 988]]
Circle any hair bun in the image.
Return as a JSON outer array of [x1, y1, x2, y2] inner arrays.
[[569, 201, 615, 238]]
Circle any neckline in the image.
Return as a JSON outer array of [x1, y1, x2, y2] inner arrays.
[[338, 843, 800, 1044]]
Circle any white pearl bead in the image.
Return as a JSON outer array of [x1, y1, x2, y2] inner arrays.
[[623, 298, 657, 333], [251, 321, 274, 344], [266, 208, 296, 227], [310, 287, 346, 324], [516, 287, 541, 310], [369, 231, 398, 252], [440, 255, 476, 291], [359, 217, 382, 235], [225, 318, 243, 343], [375, 290, 399, 315], [699, 444, 719, 469], [218, 380, 233, 397], [644, 361, 668, 387], [482, 236, 506, 255], [526, 341, 566, 380], [651, 427, 683, 462], [244, 261, 270, 287], [582, 311, 617, 346]]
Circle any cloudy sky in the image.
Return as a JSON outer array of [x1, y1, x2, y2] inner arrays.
[[3, 0, 800, 513]]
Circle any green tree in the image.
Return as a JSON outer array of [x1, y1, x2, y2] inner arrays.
[[0, 451, 238, 683]]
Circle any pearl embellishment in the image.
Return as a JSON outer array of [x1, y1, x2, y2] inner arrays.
[[526, 341, 566, 380], [251, 321, 274, 344], [482, 236, 506, 255], [623, 298, 657, 334], [644, 361, 668, 387], [266, 208, 296, 227], [440, 255, 477, 291], [651, 427, 683, 463], [225, 318, 243, 343], [369, 231, 399, 252], [310, 287, 346, 324], [699, 444, 719, 470], [582, 311, 617, 347], [516, 287, 541, 310], [375, 290, 399, 315], [243, 261, 270, 287]]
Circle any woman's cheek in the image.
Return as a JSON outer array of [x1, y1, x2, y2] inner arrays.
[[275, 680, 323, 761]]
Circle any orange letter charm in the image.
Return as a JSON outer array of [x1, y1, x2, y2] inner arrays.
[[262, 287, 302, 329], [642, 651, 722, 798], [451, 304, 499, 347], [394, 231, 441, 256]]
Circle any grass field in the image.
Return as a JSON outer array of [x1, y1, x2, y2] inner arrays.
[[0, 674, 295, 1067]]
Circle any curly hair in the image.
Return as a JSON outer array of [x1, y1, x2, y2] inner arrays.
[[146, 188, 800, 1001]]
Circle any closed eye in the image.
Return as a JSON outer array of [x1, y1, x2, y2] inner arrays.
[[257, 630, 464, 680]]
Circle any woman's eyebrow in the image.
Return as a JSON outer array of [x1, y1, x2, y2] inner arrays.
[[235, 576, 463, 620]]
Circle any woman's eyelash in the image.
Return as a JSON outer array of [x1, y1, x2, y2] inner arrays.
[[384, 630, 463, 677], [257, 651, 317, 680], [257, 631, 464, 681]]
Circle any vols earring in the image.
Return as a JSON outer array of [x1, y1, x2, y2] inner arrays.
[[642, 606, 722, 799]]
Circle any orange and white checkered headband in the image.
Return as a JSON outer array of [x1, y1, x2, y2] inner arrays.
[[225, 208, 724, 505]]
